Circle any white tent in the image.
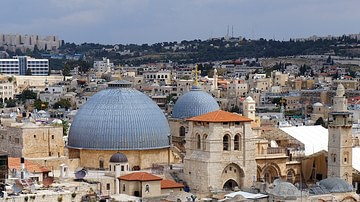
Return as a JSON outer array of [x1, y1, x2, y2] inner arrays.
[[279, 125, 360, 172]]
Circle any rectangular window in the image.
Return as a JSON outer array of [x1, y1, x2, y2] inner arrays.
[[15, 138, 19, 144], [106, 183, 111, 190]]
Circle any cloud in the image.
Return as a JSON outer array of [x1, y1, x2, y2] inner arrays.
[[0, 0, 359, 44]]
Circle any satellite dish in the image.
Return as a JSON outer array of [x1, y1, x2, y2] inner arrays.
[[75, 168, 87, 180], [12, 181, 23, 194]]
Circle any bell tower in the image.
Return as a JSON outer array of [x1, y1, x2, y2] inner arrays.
[[327, 84, 353, 183], [243, 96, 256, 121]]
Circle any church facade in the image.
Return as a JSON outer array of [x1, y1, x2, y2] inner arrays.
[[183, 110, 257, 194]]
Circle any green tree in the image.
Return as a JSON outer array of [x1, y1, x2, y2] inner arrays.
[[18, 90, 37, 102], [34, 99, 49, 110], [53, 99, 71, 109], [5, 99, 16, 108], [62, 119, 69, 136], [62, 63, 72, 76], [181, 75, 191, 80], [25, 68, 32, 75]]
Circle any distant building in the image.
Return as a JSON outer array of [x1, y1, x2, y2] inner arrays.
[[0, 56, 49, 76], [0, 33, 62, 52], [93, 57, 114, 73]]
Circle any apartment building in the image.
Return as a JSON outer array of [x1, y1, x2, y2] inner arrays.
[[0, 56, 49, 76]]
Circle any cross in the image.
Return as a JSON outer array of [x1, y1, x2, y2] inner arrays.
[[192, 64, 201, 85]]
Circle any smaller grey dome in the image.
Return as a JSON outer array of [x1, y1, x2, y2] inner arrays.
[[319, 177, 353, 193], [109, 153, 128, 163], [271, 181, 300, 199], [172, 86, 219, 119]]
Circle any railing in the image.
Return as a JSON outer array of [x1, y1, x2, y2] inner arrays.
[[267, 147, 287, 155]]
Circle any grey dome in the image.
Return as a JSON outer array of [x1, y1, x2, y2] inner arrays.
[[319, 177, 353, 193], [68, 88, 170, 150], [270, 181, 300, 199], [109, 153, 128, 163], [172, 86, 219, 119]]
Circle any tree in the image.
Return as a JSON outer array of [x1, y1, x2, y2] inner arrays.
[[18, 90, 37, 102], [53, 99, 72, 109], [25, 68, 32, 75], [5, 99, 16, 108], [34, 99, 48, 110], [62, 119, 69, 136], [181, 75, 191, 80], [62, 63, 72, 76]]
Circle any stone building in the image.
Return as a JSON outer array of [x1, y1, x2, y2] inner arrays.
[[0, 122, 64, 159], [169, 85, 219, 161], [183, 110, 256, 195], [119, 172, 184, 199]]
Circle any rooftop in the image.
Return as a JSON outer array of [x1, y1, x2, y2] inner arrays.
[[119, 172, 162, 181], [187, 110, 252, 123], [8, 157, 51, 173], [160, 179, 184, 189]]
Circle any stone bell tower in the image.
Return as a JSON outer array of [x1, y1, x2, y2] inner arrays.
[[327, 84, 353, 183]]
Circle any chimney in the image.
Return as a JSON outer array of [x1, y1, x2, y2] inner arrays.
[[21, 157, 25, 179]]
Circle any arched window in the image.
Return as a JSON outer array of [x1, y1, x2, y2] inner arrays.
[[196, 134, 201, 149], [99, 158, 104, 169], [203, 134, 208, 151], [223, 134, 230, 151], [287, 170, 294, 183], [234, 134, 240, 151], [179, 126, 186, 137]]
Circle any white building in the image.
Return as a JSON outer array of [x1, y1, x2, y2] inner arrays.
[[0, 56, 49, 76], [93, 58, 114, 73]]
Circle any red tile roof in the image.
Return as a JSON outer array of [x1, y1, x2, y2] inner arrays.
[[8, 157, 51, 173], [119, 172, 162, 181], [187, 110, 252, 123], [161, 179, 184, 189]]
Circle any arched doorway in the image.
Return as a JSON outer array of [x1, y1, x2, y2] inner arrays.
[[223, 179, 238, 191], [262, 163, 281, 183], [221, 163, 244, 190]]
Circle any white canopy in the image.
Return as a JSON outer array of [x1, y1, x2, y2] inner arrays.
[[279, 125, 360, 172], [280, 125, 328, 156], [224, 191, 268, 199]]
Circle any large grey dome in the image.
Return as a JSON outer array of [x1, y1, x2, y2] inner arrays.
[[172, 86, 219, 119], [68, 87, 170, 150]]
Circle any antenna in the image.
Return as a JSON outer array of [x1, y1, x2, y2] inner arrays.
[[227, 25, 229, 38], [232, 25, 234, 38]]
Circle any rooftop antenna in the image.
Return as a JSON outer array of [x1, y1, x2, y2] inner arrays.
[[227, 25, 229, 38], [232, 25, 234, 38]]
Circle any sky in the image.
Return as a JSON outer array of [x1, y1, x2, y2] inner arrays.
[[1, 0, 360, 45]]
